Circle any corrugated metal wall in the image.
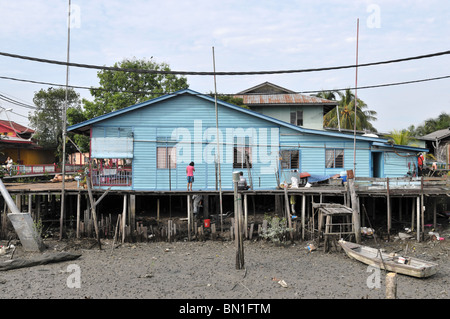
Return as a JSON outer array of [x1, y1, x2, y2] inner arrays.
[[89, 94, 411, 190]]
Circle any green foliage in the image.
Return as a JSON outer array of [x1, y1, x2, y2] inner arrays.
[[208, 92, 249, 109], [386, 129, 418, 146], [260, 213, 293, 244], [409, 112, 450, 136], [29, 87, 81, 162], [82, 57, 189, 119], [321, 89, 377, 132]]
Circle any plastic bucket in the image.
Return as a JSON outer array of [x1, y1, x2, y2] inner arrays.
[[204, 219, 211, 228]]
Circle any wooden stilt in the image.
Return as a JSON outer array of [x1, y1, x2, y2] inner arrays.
[[416, 196, 420, 242], [387, 177, 391, 239], [433, 197, 437, 229], [386, 272, 397, 299], [76, 193, 81, 238], [187, 195, 191, 241], [122, 194, 127, 243], [244, 194, 248, 239], [421, 194, 425, 241], [157, 198, 160, 221], [130, 194, 136, 232], [347, 170, 361, 244], [301, 194, 306, 240]]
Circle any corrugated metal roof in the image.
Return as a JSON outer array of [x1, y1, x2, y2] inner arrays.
[[234, 93, 337, 105], [0, 120, 34, 134], [422, 128, 450, 140]]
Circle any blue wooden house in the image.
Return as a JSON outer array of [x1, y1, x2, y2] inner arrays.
[[67, 89, 427, 191]]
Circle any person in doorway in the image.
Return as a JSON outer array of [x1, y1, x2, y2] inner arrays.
[[5, 157, 13, 175], [186, 162, 195, 191], [237, 171, 250, 190]]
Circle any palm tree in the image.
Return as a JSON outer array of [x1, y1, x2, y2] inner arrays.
[[313, 90, 342, 101], [323, 89, 377, 132], [385, 129, 418, 146]]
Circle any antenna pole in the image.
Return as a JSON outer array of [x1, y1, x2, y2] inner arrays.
[[212, 47, 223, 232], [60, 0, 71, 240], [353, 18, 359, 174]]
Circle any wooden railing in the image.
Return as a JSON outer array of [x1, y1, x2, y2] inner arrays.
[[3, 164, 85, 177], [90, 168, 132, 186]]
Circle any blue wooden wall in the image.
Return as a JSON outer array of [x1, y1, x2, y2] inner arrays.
[[86, 92, 420, 190]]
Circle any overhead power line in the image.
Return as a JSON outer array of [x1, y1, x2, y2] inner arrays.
[[1, 74, 450, 99], [0, 49, 450, 76]]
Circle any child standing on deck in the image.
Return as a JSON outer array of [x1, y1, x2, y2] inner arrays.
[[186, 162, 195, 191]]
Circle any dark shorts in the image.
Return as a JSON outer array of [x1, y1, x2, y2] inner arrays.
[[187, 176, 194, 183]]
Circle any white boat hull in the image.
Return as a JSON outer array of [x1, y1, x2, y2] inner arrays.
[[338, 240, 438, 278]]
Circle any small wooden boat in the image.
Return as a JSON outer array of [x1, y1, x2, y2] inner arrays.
[[338, 240, 438, 278]]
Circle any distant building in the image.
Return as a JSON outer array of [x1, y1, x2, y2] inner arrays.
[[234, 82, 337, 130], [0, 120, 55, 165], [421, 128, 450, 167]]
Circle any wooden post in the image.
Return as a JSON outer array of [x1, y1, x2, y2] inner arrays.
[[433, 197, 437, 229], [416, 196, 420, 242], [157, 198, 160, 221], [36, 195, 41, 221], [347, 170, 361, 244], [28, 194, 32, 217], [233, 172, 244, 270], [187, 195, 191, 241], [244, 194, 248, 239], [387, 177, 391, 239], [130, 194, 136, 232], [283, 186, 293, 241], [301, 194, 306, 240], [86, 176, 101, 248], [76, 193, 81, 238], [122, 194, 127, 243], [421, 194, 425, 241], [385, 272, 397, 299]]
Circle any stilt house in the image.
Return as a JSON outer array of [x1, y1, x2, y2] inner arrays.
[[67, 89, 427, 191]]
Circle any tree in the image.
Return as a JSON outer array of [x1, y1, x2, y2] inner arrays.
[[207, 92, 249, 109], [82, 57, 189, 119], [410, 112, 450, 136], [313, 90, 342, 101], [323, 89, 377, 132], [29, 87, 81, 161], [385, 129, 418, 146]]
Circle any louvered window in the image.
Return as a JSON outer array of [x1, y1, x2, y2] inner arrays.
[[325, 149, 344, 168], [280, 150, 299, 169]]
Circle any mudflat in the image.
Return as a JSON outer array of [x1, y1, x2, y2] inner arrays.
[[0, 235, 448, 299]]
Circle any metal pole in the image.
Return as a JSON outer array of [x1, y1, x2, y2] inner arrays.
[[353, 18, 359, 174], [212, 47, 224, 232], [60, 0, 71, 240]]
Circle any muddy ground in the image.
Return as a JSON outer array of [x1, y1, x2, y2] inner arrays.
[[0, 222, 449, 300]]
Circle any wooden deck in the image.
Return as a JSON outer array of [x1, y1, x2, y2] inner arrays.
[[2, 175, 448, 196]]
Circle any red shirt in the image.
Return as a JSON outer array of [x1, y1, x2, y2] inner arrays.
[[186, 165, 195, 176]]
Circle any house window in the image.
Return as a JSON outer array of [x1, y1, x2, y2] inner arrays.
[[157, 147, 176, 169], [325, 149, 344, 168], [233, 137, 252, 168], [280, 150, 299, 169], [290, 110, 303, 126]]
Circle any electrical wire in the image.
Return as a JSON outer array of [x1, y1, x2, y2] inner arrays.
[[1, 49, 450, 75], [1, 74, 450, 98]]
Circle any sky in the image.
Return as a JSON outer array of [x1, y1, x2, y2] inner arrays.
[[0, 0, 449, 134]]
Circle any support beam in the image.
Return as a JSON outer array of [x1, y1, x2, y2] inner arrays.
[[416, 196, 421, 242]]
